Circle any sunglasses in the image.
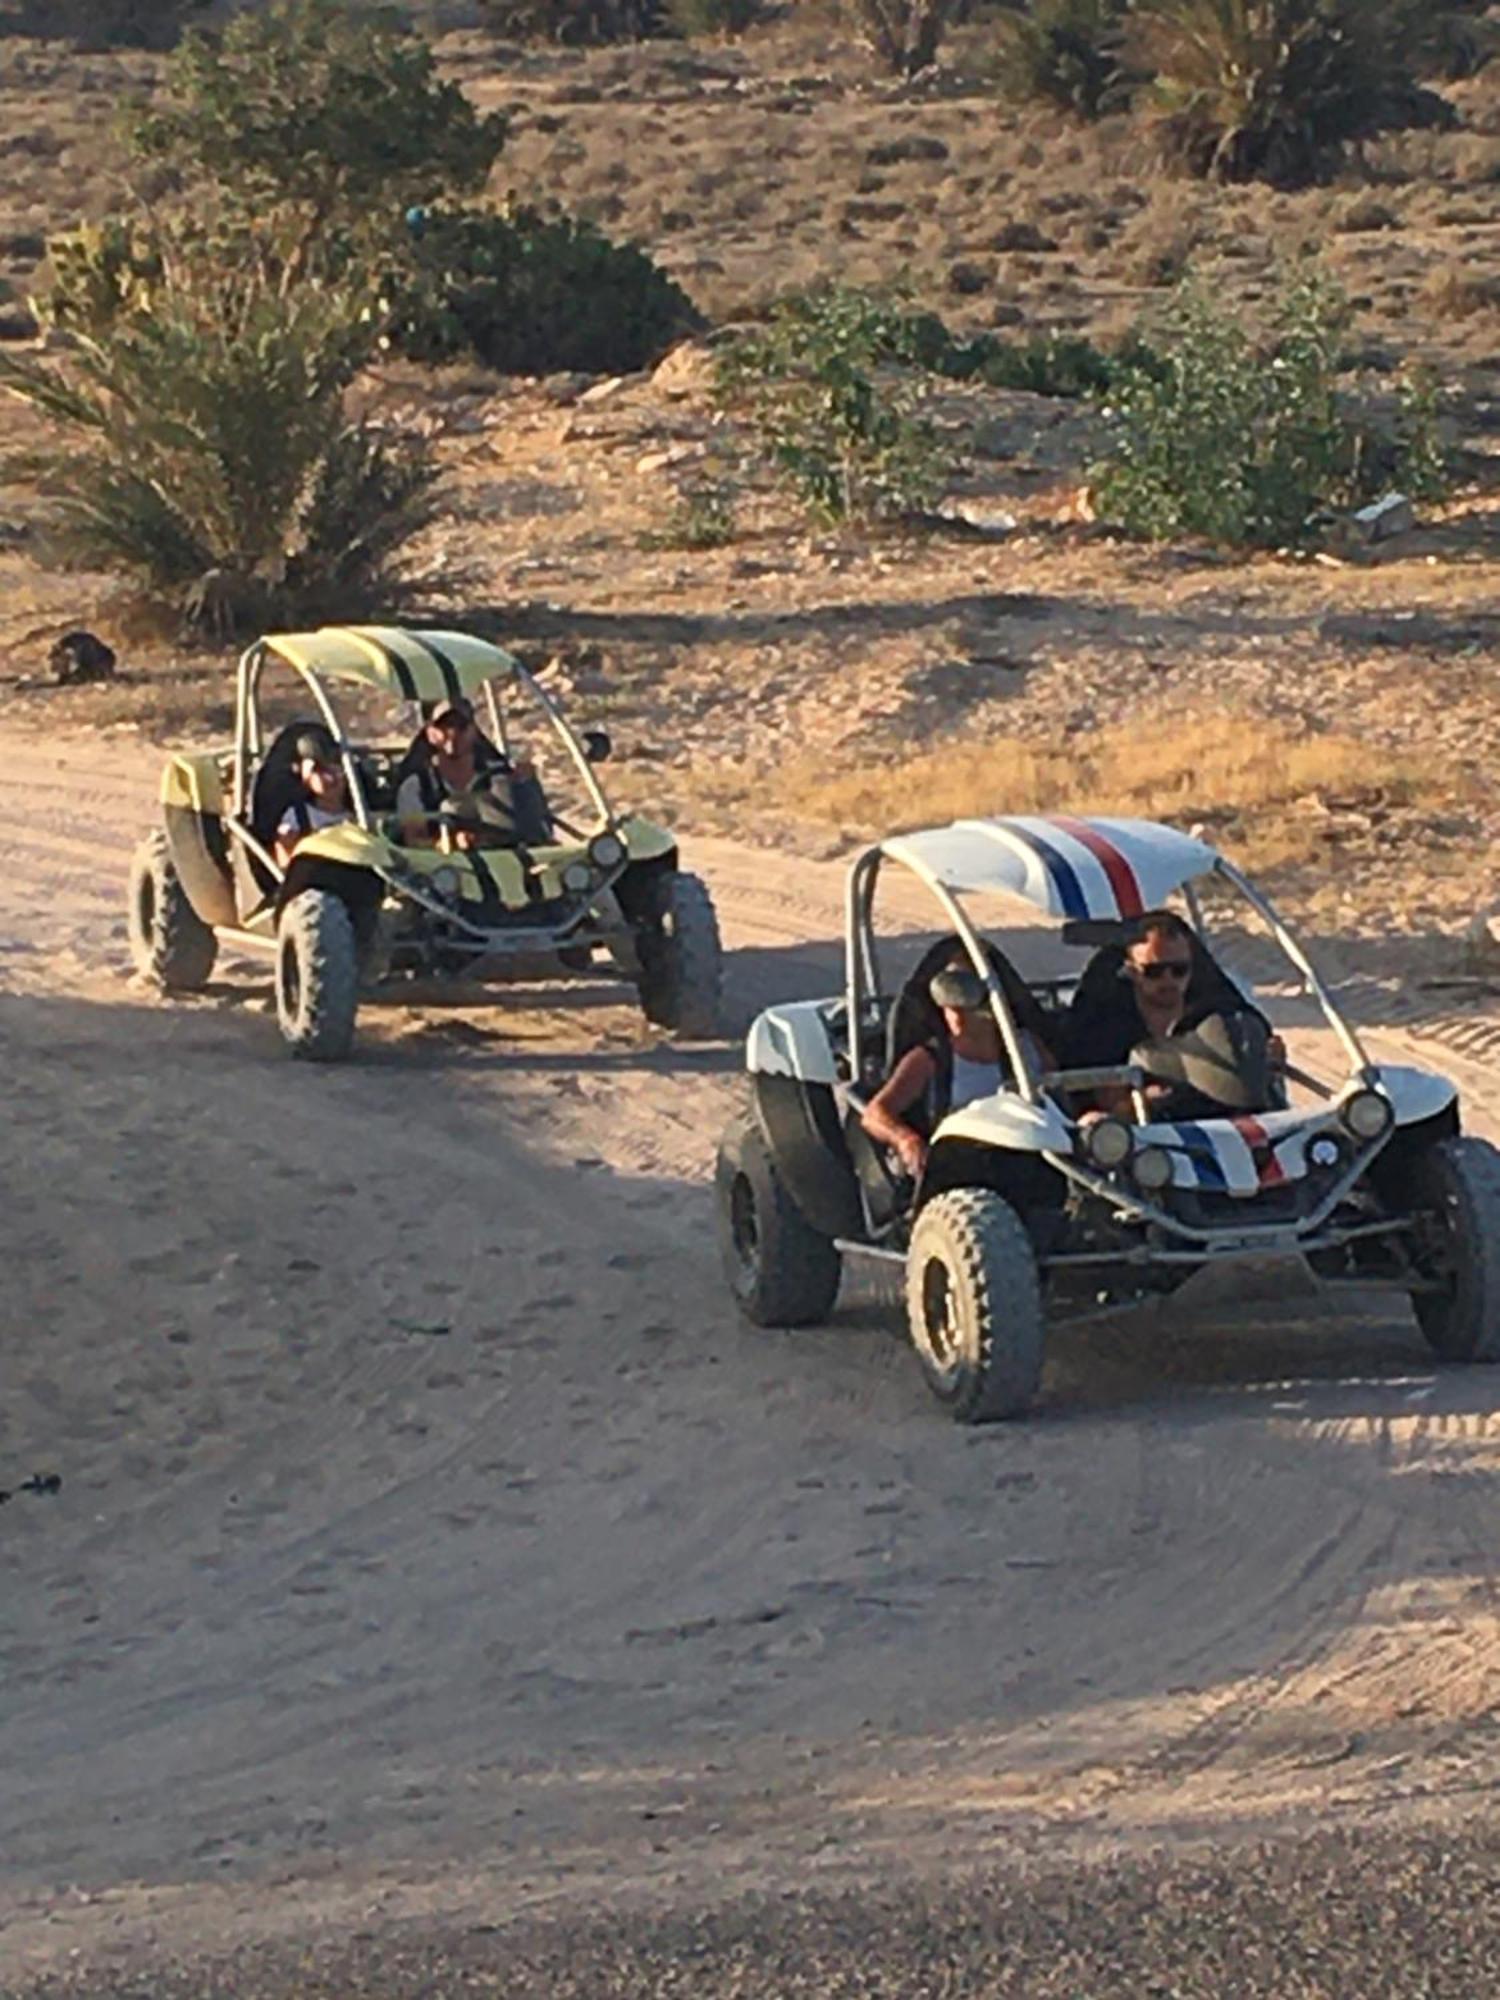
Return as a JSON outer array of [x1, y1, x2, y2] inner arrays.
[[1134, 960, 1192, 983]]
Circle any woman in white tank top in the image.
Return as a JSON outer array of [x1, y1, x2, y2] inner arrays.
[[862, 958, 1053, 1179]]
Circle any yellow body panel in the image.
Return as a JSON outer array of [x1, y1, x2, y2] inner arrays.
[[264, 626, 517, 703], [160, 751, 226, 817], [620, 815, 676, 864]]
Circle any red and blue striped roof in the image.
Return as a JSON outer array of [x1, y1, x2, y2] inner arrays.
[[881, 816, 1221, 920]]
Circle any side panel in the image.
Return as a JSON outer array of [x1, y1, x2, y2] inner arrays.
[[746, 1001, 841, 1086], [161, 754, 237, 928], [752, 1073, 863, 1241]]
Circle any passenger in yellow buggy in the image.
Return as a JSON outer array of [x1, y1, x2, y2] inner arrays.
[[394, 696, 552, 850], [1062, 907, 1285, 1122], [272, 728, 352, 868], [862, 949, 1056, 1182]]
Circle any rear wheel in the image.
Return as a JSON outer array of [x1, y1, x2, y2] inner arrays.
[[277, 890, 358, 1062], [906, 1188, 1044, 1422], [636, 870, 723, 1038], [1410, 1136, 1500, 1362], [716, 1110, 841, 1326], [128, 831, 216, 991]]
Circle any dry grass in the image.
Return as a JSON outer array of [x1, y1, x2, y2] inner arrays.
[[781, 710, 1452, 879]]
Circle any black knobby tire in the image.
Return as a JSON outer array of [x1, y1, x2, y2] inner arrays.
[[906, 1188, 1044, 1422], [1410, 1135, 1500, 1363], [276, 889, 359, 1062], [637, 869, 723, 1038], [716, 1109, 841, 1327], [127, 831, 217, 991]]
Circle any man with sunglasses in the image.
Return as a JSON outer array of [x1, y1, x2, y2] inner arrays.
[[395, 697, 549, 850], [1063, 908, 1276, 1118]]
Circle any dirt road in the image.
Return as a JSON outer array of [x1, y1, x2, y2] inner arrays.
[[3, 732, 1500, 1987]]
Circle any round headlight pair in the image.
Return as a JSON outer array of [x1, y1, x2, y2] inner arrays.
[[561, 860, 594, 895], [1082, 1116, 1133, 1170], [588, 832, 625, 871], [1131, 1144, 1174, 1192], [1341, 1088, 1394, 1143]]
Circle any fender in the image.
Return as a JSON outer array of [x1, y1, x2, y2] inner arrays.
[[1370, 1064, 1459, 1128], [747, 1001, 840, 1086], [618, 815, 678, 864], [160, 753, 236, 928]]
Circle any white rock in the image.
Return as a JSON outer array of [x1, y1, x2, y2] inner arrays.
[[580, 375, 627, 405]]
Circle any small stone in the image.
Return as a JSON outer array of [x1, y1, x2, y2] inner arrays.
[[991, 221, 1058, 254], [650, 341, 717, 399], [947, 260, 993, 297], [580, 375, 627, 405]]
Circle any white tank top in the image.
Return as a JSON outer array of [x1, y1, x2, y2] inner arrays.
[[950, 1051, 1003, 1109]]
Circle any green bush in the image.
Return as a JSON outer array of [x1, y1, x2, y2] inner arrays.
[[132, 0, 507, 268], [1136, 0, 1457, 187], [0, 262, 437, 634], [718, 285, 944, 524], [1089, 269, 1447, 546], [40, 219, 162, 337], [992, 0, 1134, 118], [902, 311, 1145, 398], [391, 203, 702, 376], [477, 0, 663, 41]]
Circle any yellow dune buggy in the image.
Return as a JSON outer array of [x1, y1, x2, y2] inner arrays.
[[126, 625, 723, 1059]]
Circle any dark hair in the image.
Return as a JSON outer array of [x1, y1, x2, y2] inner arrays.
[[1126, 908, 1195, 954]]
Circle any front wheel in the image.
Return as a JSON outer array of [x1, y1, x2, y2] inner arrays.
[[1410, 1136, 1500, 1362], [716, 1110, 841, 1326], [277, 890, 358, 1062], [127, 831, 217, 991], [906, 1188, 1044, 1422], [636, 870, 723, 1038]]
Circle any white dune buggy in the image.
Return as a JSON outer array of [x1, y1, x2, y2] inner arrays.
[[127, 625, 722, 1059], [716, 814, 1500, 1421]]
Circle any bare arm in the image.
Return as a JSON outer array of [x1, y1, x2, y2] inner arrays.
[[862, 1047, 936, 1176]]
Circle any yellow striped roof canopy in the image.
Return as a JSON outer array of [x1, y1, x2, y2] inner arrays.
[[263, 626, 520, 705]]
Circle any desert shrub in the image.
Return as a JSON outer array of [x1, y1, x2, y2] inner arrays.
[[903, 312, 1146, 397], [0, 262, 437, 634], [40, 219, 163, 337], [641, 483, 740, 548], [477, 0, 663, 40], [1135, 0, 1459, 187], [0, 0, 208, 47], [1089, 268, 1447, 545], [844, 0, 960, 77], [718, 285, 944, 524], [132, 0, 507, 269], [992, 0, 1134, 118], [391, 204, 702, 375], [665, 0, 761, 34]]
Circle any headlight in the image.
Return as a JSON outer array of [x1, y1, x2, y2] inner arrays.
[[1341, 1088, 1394, 1142], [1131, 1144, 1173, 1192], [430, 864, 462, 901], [587, 832, 625, 871], [561, 860, 593, 894], [1082, 1116, 1133, 1170], [1308, 1132, 1345, 1171]]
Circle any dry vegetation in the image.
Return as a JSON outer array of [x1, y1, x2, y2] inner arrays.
[[1, 6, 1498, 943]]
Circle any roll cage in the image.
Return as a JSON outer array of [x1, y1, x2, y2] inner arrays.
[[229, 632, 616, 844]]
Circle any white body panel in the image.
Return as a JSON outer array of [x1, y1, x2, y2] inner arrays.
[[935, 1092, 1074, 1155], [746, 1001, 840, 1085]]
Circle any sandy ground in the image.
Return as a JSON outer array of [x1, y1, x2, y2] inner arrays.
[[4, 729, 1500, 1992]]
